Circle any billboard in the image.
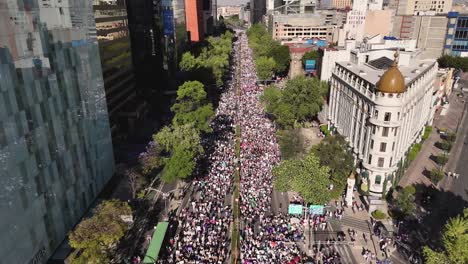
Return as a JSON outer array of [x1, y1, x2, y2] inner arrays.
[[309, 205, 324, 215], [162, 9, 174, 36], [305, 59, 316, 73], [288, 204, 303, 215]]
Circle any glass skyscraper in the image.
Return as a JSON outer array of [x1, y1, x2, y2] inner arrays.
[[0, 0, 114, 263]]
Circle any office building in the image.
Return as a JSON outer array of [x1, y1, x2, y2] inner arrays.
[[217, 5, 242, 18], [0, 0, 114, 263], [270, 12, 346, 43], [251, 0, 267, 24], [444, 12, 468, 57], [392, 15, 448, 59], [332, 0, 351, 9], [185, 0, 213, 41], [389, 0, 453, 15], [94, 1, 143, 139], [328, 51, 437, 195], [186, 0, 204, 41]]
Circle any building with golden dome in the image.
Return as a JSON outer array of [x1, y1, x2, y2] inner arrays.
[[328, 50, 437, 196]]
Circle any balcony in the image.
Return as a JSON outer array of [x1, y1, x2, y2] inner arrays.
[[368, 117, 400, 127]]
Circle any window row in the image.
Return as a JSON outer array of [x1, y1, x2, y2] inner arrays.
[[368, 155, 393, 168]]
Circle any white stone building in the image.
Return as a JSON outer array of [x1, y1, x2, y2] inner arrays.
[[328, 52, 437, 195]]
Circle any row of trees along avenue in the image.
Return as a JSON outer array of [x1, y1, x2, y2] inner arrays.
[[244, 26, 355, 204], [140, 31, 235, 183], [247, 24, 291, 80]]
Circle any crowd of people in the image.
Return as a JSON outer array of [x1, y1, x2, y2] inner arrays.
[[236, 33, 304, 264], [158, 34, 243, 264]]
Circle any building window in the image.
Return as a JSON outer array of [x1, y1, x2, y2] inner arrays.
[[375, 175, 382, 184], [394, 128, 398, 136], [373, 126, 376, 134], [382, 127, 389, 137], [389, 157, 393, 166], [380, 142, 387, 152], [370, 140, 374, 149], [374, 110, 379, 118], [368, 154, 372, 164], [384, 112, 391, 121], [59, 7, 64, 15], [392, 142, 395, 151], [378, 157, 384, 167]]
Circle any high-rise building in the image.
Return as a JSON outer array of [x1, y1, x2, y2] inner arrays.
[[93, 0, 141, 138], [328, 52, 436, 195], [444, 12, 468, 57], [0, 0, 114, 263], [251, 0, 266, 24], [185, 0, 205, 41], [126, 0, 164, 90], [392, 15, 448, 59]]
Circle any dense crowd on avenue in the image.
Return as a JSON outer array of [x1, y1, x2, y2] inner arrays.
[[158, 35, 242, 264], [158, 32, 350, 264], [236, 33, 306, 264]]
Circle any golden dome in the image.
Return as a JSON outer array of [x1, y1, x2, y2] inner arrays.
[[376, 52, 406, 94]]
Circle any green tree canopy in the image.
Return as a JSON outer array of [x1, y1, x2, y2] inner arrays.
[[269, 42, 291, 74], [261, 76, 329, 128], [437, 55, 468, 72], [393, 186, 416, 218], [154, 123, 204, 182], [311, 135, 354, 198], [276, 129, 306, 160], [256, 56, 276, 81], [423, 208, 468, 264], [171, 81, 214, 132], [179, 32, 234, 87], [247, 23, 291, 76], [69, 200, 131, 264], [273, 152, 332, 204]]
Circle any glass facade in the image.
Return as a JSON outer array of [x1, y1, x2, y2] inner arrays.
[[445, 12, 468, 56], [0, 0, 114, 263]]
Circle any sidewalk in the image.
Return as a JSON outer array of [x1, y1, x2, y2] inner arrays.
[[399, 92, 466, 188]]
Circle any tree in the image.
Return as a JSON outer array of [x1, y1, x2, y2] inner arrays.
[[261, 77, 329, 128], [437, 55, 468, 72], [394, 186, 416, 218], [429, 168, 444, 184], [273, 152, 332, 204], [171, 81, 214, 133], [311, 135, 354, 199], [125, 168, 146, 199], [423, 208, 468, 264], [269, 42, 291, 74], [154, 123, 204, 182], [435, 154, 449, 166], [302, 50, 321, 67], [256, 56, 276, 81], [139, 140, 163, 175], [69, 200, 131, 264], [180, 52, 201, 72], [281, 76, 327, 122], [276, 129, 306, 160]]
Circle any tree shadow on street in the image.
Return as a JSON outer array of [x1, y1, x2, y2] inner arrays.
[[400, 183, 468, 254]]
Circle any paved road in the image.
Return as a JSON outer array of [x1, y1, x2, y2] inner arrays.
[[448, 99, 468, 201]]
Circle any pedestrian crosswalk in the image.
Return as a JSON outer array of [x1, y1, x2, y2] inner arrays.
[[331, 215, 371, 233], [334, 244, 357, 263]]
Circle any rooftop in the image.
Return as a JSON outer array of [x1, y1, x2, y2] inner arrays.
[[336, 57, 436, 87]]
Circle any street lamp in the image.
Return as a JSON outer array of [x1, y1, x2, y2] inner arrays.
[[145, 187, 178, 220]]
